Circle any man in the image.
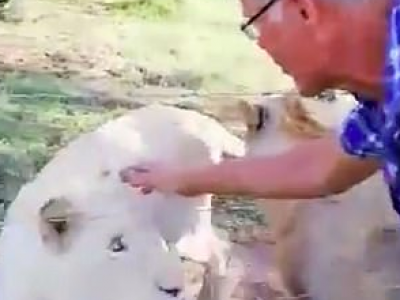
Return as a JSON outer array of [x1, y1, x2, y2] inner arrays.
[[120, 0, 400, 216]]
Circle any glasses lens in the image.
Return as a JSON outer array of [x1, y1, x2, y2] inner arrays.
[[242, 23, 260, 41]]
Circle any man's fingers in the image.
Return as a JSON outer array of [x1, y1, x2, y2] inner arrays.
[[119, 166, 150, 182], [119, 166, 156, 195], [141, 186, 154, 194]]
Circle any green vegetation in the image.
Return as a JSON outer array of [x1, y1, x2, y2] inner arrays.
[[0, 73, 127, 214], [102, 0, 183, 20]]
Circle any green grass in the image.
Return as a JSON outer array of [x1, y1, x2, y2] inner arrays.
[[0, 73, 126, 206], [102, 0, 183, 20]]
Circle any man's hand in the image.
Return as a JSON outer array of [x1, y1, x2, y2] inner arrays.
[[119, 164, 194, 196]]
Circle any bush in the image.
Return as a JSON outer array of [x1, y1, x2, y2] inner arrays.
[[0, 73, 125, 211], [102, 0, 183, 20]]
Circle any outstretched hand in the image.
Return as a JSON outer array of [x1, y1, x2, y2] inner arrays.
[[119, 163, 191, 196]]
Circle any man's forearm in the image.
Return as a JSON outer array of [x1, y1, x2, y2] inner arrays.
[[176, 135, 379, 200], [180, 150, 327, 199]]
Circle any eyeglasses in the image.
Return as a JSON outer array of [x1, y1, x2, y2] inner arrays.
[[240, 0, 280, 40]]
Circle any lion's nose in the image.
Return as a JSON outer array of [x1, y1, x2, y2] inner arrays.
[[158, 286, 181, 297]]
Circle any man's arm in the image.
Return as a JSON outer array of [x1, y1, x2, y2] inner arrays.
[[180, 134, 380, 199]]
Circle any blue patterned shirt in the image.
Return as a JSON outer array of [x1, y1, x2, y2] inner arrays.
[[339, 0, 400, 216]]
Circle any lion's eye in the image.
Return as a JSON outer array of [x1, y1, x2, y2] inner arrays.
[[255, 105, 270, 131], [108, 235, 128, 253]]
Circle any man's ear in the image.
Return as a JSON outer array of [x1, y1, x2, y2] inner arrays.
[[289, 0, 321, 24]]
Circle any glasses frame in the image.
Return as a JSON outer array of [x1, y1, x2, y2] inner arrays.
[[240, 0, 280, 40]]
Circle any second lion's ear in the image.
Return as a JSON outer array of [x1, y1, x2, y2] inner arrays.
[[281, 99, 327, 139]]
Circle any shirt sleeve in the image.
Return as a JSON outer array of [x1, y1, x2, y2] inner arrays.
[[338, 100, 381, 159]]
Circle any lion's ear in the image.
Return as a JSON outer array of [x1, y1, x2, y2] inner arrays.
[[281, 99, 327, 139], [39, 197, 79, 253]]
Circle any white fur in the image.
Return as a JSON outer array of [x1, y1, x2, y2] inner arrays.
[[242, 94, 400, 300], [0, 104, 245, 300]]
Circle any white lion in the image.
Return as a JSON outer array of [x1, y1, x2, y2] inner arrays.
[[0, 104, 245, 300]]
